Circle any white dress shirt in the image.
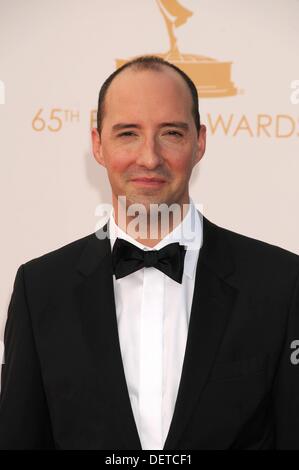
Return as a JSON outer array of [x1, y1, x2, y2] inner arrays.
[[107, 197, 203, 450]]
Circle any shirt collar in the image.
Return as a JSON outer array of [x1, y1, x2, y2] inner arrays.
[[108, 197, 203, 280]]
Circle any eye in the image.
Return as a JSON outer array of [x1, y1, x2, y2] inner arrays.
[[165, 130, 183, 137], [117, 131, 136, 137]]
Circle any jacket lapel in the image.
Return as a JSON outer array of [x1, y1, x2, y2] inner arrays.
[[75, 214, 239, 450], [75, 226, 142, 449], [163, 215, 239, 449]]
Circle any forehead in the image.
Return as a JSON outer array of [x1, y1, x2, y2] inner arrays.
[[103, 67, 193, 121]]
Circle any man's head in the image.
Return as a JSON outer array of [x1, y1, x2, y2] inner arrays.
[[92, 55, 206, 212]]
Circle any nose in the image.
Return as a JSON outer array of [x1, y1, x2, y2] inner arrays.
[[135, 135, 163, 170]]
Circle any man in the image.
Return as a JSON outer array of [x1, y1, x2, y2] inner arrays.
[[0, 56, 299, 450]]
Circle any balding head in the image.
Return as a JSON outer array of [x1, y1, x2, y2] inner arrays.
[[97, 55, 200, 135]]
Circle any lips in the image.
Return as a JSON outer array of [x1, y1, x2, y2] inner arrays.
[[130, 177, 166, 186], [131, 177, 165, 183]]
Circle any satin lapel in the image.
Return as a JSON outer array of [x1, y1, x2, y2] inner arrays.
[[75, 224, 142, 450], [163, 215, 240, 450]]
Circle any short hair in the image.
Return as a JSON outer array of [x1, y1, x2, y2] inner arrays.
[[97, 55, 201, 135]]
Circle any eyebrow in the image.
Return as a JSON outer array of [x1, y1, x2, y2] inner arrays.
[[111, 121, 190, 133]]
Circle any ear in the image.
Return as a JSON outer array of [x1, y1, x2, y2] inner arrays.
[[91, 128, 106, 167], [193, 124, 207, 167]]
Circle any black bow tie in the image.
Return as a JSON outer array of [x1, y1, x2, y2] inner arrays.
[[111, 238, 187, 284]]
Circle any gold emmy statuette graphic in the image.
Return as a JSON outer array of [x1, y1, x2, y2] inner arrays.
[[116, 0, 237, 98]]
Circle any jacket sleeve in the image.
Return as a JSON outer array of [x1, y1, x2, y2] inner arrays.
[[273, 269, 299, 449], [0, 264, 55, 449]]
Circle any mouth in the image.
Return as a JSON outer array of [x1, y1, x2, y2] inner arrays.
[[130, 177, 166, 187]]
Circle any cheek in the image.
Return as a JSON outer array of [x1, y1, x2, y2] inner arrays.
[[104, 148, 133, 175], [166, 151, 193, 177]]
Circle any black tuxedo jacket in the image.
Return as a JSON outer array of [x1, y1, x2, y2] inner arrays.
[[0, 214, 299, 450]]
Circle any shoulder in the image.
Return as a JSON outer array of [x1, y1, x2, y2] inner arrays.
[[222, 222, 298, 266], [203, 216, 299, 287], [24, 232, 95, 270], [20, 231, 102, 292]]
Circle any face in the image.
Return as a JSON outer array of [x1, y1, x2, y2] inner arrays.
[[92, 67, 206, 213]]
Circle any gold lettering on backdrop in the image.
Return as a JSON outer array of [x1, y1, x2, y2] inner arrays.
[[275, 114, 296, 138], [233, 115, 254, 137], [31, 109, 80, 132], [31, 109, 299, 138], [257, 115, 272, 137], [115, 1, 238, 98], [204, 113, 299, 138], [207, 114, 234, 136]]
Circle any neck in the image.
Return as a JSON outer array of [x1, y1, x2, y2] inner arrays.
[[112, 195, 191, 248]]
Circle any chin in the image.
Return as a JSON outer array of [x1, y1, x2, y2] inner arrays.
[[128, 191, 164, 203]]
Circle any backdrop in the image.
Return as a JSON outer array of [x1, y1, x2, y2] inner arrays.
[[0, 0, 299, 365]]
